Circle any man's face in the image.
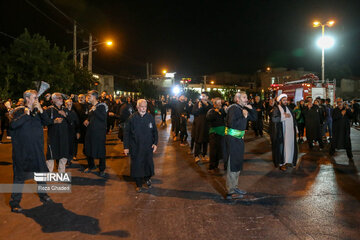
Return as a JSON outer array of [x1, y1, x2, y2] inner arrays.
[[281, 97, 288, 105], [300, 100, 304, 105], [269, 99, 274, 105], [78, 95, 85, 103], [337, 101, 344, 108], [239, 94, 248, 106], [307, 97, 313, 103], [215, 100, 222, 109], [138, 102, 147, 115], [179, 95, 185, 102], [101, 92, 106, 98], [26, 94, 37, 107], [314, 100, 319, 105], [255, 96, 260, 103], [201, 94, 208, 101], [53, 95, 63, 106], [87, 94, 95, 103], [66, 101, 72, 109]]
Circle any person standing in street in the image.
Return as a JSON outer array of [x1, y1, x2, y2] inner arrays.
[[9, 90, 53, 213], [83, 90, 108, 177], [192, 92, 212, 164], [72, 94, 89, 160], [206, 98, 226, 174], [252, 96, 264, 137], [45, 93, 70, 173], [303, 97, 324, 150], [123, 99, 158, 193], [224, 92, 256, 200], [329, 99, 354, 160], [271, 94, 298, 171], [293, 101, 305, 143]]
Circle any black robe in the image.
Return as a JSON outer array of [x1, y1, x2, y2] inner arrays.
[[123, 112, 158, 178], [303, 105, 321, 141], [192, 101, 212, 143], [331, 107, 352, 149], [67, 109, 80, 157], [84, 103, 107, 159], [271, 105, 298, 167], [73, 102, 89, 143], [10, 107, 52, 176], [45, 105, 70, 160], [225, 104, 256, 172], [252, 101, 264, 131]]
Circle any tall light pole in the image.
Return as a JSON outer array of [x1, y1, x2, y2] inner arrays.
[[313, 20, 335, 83]]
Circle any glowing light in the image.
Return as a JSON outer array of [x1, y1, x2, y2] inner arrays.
[[172, 86, 180, 95], [266, 67, 271, 71], [317, 36, 335, 49], [210, 81, 215, 84], [106, 41, 113, 46], [327, 20, 335, 27], [313, 21, 321, 27], [163, 70, 167, 74]]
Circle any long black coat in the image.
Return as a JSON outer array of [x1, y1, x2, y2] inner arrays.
[[84, 103, 107, 159], [271, 105, 298, 167], [331, 107, 352, 149], [73, 102, 89, 143], [252, 101, 264, 129], [67, 109, 80, 157], [10, 107, 52, 176], [303, 105, 321, 141], [192, 101, 212, 143], [225, 104, 256, 172], [123, 112, 158, 178], [45, 105, 70, 160]]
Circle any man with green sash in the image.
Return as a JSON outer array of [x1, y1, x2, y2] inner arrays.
[[224, 92, 256, 200], [206, 98, 226, 173]]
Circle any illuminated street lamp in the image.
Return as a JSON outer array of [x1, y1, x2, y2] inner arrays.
[[313, 20, 335, 82], [163, 70, 167, 74], [210, 80, 215, 85]]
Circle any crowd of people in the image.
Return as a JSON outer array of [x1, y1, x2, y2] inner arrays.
[[1, 88, 359, 212]]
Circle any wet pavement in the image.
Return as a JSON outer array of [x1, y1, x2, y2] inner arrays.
[[0, 116, 359, 240]]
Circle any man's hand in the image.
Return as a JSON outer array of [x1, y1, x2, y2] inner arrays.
[[285, 113, 291, 118], [245, 104, 253, 109], [242, 109, 248, 118], [152, 144, 157, 153], [25, 108, 30, 115], [83, 120, 89, 127], [124, 149, 129, 155], [108, 112, 115, 116], [54, 118, 63, 124], [58, 110, 66, 117], [341, 109, 346, 116], [76, 133, 80, 139], [34, 99, 43, 113], [256, 108, 261, 112]]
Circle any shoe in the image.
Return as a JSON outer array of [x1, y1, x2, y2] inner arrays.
[[146, 180, 152, 188], [180, 143, 187, 147], [11, 206, 23, 213], [279, 165, 287, 171], [40, 196, 53, 204], [195, 157, 201, 164], [83, 166, 96, 173], [99, 171, 106, 177], [234, 188, 247, 195], [226, 193, 243, 200], [135, 187, 142, 193], [202, 155, 209, 162]]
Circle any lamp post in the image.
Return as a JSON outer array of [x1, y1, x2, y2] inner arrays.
[[313, 20, 335, 83], [78, 40, 113, 72]]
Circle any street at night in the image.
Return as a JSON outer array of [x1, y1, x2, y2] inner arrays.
[[0, 116, 359, 240]]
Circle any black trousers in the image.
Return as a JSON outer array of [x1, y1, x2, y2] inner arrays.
[[87, 157, 106, 171], [297, 123, 305, 138], [209, 133, 223, 170], [135, 176, 151, 187], [253, 120, 263, 136], [9, 172, 48, 208], [194, 142, 208, 157], [161, 111, 167, 123], [180, 129, 188, 143]]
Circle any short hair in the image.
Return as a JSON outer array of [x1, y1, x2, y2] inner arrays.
[[213, 97, 221, 105], [65, 99, 72, 104], [88, 90, 99, 99], [137, 99, 147, 108], [23, 90, 37, 103], [201, 92, 209, 97], [51, 92, 62, 100], [78, 94, 85, 98]]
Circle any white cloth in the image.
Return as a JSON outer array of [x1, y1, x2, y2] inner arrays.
[[278, 105, 294, 164], [277, 94, 287, 102]]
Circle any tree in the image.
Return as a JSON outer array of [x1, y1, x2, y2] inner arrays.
[[135, 80, 162, 99], [183, 88, 200, 101], [208, 90, 223, 99]]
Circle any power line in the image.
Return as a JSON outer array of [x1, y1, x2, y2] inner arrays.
[[25, 0, 69, 31], [0, 31, 30, 45]]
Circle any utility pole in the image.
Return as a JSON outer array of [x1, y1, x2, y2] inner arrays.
[[203, 75, 207, 91], [79, 51, 88, 68], [73, 21, 77, 66], [88, 33, 93, 72], [146, 62, 150, 80]]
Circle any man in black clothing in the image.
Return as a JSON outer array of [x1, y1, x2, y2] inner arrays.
[[72, 94, 89, 159], [123, 99, 158, 192], [9, 90, 53, 213], [83, 90, 108, 177], [303, 97, 323, 149], [330, 99, 353, 160], [252, 96, 264, 137], [0, 100, 8, 143], [160, 96, 168, 126], [206, 98, 226, 173], [110, 97, 133, 141]]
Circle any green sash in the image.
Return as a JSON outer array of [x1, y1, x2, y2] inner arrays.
[[225, 127, 245, 139], [209, 126, 225, 136]]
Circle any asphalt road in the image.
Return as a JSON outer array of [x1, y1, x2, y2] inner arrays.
[[0, 116, 359, 240]]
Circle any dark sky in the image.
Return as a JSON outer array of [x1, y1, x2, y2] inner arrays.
[[1, 0, 360, 79]]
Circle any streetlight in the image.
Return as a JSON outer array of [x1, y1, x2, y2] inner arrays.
[[77, 40, 113, 70], [162, 69, 167, 74], [313, 20, 335, 82], [210, 80, 215, 85]]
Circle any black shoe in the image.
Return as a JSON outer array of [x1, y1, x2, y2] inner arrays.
[[99, 171, 106, 177], [226, 193, 243, 200], [146, 180, 152, 189], [11, 206, 23, 213], [40, 196, 53, 204], [234, 188, 247, 195]]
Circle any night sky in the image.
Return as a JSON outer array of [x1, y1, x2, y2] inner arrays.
[[1, 0, 360, 79]]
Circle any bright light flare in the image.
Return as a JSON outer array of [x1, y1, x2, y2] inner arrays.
[[317, 36, 335, 49], [210, 81, 215, 84], [163, 70, 167, 74], [172, 86, 180, 95], [313, 21, 321, 27], [106, 41, 113, 46], [327, 20, 335, 27]]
